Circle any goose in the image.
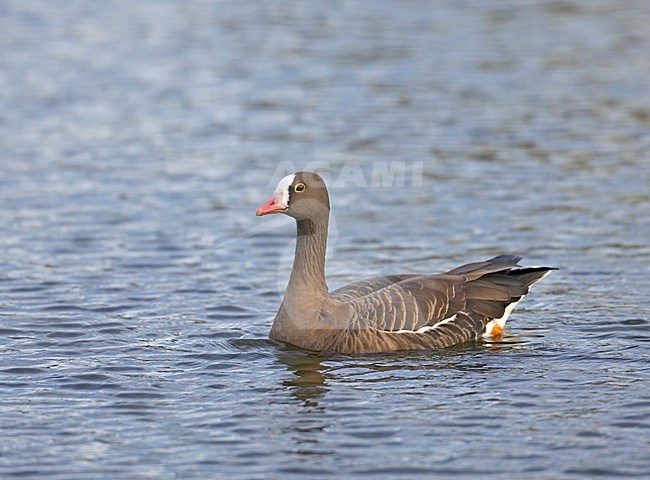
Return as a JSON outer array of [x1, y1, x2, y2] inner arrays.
[[256, 171, 555, 354]]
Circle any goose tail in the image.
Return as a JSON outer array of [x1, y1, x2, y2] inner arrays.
[[482, 262, 557, 338]]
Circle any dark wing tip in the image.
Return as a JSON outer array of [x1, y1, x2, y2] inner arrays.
[[486, 254, 523, 265], [508, 266, 557, 288]]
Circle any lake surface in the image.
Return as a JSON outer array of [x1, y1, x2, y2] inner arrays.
[[1, 1, 649, 478]]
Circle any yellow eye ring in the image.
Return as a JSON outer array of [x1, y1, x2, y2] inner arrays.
[[294, 183, 306, 193]]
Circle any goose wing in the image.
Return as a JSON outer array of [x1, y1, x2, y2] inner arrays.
[[344, 256, 530, 334], [330, 274, 417, 301]]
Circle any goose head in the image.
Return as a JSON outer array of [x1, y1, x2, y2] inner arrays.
[[256, 171, 330, 221]]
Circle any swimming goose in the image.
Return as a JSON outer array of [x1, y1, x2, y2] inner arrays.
[[256, 171, 554, 354]]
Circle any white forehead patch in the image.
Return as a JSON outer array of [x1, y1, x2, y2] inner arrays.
[[274, 173, 295, 207]]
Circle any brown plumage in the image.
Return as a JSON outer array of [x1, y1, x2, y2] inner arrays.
[[256, 171, 555, 354]]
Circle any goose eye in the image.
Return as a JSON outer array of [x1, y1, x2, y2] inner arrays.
[[294, 183, 306, 193]]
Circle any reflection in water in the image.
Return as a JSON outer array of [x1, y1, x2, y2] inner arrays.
[[272, 336, 526, 404], [269, 340, 528, 466], [272, 348, 336, 461], [275, 347, 332, 409]]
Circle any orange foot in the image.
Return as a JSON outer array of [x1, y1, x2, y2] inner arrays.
[[489, 324, 504, 338]]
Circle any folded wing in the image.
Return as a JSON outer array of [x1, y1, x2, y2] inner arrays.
[[337, 256, 552, 339]]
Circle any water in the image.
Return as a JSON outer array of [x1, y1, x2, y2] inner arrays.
[[1, 1, 649, 478]]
